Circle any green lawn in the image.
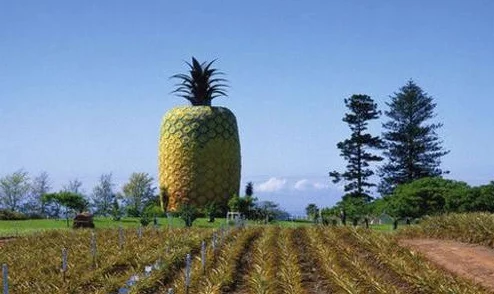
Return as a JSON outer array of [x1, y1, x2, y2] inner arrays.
[[0, 217, 218, 237], [0, 217, 393, 237]]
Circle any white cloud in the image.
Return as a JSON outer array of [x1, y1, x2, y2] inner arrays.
[[294, 179, 329, 191], [257, 177, 287, 192], [294, 179, 311, 190]]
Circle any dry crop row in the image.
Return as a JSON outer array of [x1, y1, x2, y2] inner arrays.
[[0, 227, 212, 294], [399, 212, 494, 247], [1, 226, 490, 293]]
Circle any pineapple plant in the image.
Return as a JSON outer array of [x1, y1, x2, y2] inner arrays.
[[159, 57, 241, 212]]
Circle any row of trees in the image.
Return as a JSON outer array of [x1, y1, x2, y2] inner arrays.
[[307, 177, 494, 227], [327, 80, 452, 224], [0, 170, 287, 227], [0, 171, 158, 219]]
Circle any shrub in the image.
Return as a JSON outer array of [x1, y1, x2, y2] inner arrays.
[[0, 209, 28, 220]]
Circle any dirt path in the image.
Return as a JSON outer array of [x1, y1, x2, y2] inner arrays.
[[292, 228, 334, 294], [400, 239, 494, 292]]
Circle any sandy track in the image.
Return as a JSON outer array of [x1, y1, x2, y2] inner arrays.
[[400, 239, 494, 292]]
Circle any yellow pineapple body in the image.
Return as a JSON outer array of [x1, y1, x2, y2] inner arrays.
[[158, 106, 241, 211]]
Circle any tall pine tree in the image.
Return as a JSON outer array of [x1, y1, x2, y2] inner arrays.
[[330, 94, 383, 202], [379, 80, 449, 195]]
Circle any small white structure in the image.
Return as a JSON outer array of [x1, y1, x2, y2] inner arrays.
[[226, 211, 242, 223]]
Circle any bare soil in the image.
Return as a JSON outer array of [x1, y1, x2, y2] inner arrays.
[[291, 228, 334, 294], [400, 239, 494, 292]]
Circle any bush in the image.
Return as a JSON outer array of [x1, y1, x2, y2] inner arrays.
[[0, 209, 28, 220], [140, 215, 151, 226], [178, 203, 198, 227]]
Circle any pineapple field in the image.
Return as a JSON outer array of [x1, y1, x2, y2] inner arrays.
[[1, 225, 491, 294]]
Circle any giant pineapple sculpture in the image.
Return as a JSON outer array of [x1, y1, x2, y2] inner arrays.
[[159, 57, 240, 212]]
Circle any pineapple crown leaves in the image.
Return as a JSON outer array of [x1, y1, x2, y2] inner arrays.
[[171, 57, 229, 106]]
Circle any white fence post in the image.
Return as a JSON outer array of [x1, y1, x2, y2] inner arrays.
[[61, 248, 68, 281], [185, 253, 191, 293], [2, 264, 8, 294], [91, 231, 97, 268], [201, 241, 206, 273], [119, 226, 124, 250]]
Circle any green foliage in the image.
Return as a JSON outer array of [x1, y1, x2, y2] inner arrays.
[[338, 197, 369, 225], [144, 204, 164, 218], [0, 209, 28, 220], [110, 198, 122, 221], [320, 207, 340, 225], [29, 171, 51, 216], [384, 177, 469, 219], [0, 169, 30, 212], [178, 202, 199, 227], [228, 193, 256, 219], [122, 172, 156, 217], [305, 203, 319, 222], [228, 193, 241, 211], [330, 94, 383, 202], [367, 197, 387, 216], [42, 191, 89, 227], [140, 215, 151, 226], [43, 192, 88, 213], [92, 173, 116, 216], [204, 201, 218, 222], [443, 181, 494, 213], [252, 201, 287, 223], [379, 81, 449, 195], [171, 57, 228, 106], [245, 181, 254, 197]]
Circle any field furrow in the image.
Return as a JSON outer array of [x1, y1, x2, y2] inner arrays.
[[291, 227, 337, 293]]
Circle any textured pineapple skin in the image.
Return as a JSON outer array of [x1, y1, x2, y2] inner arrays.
[[158, 106, 241, 211]]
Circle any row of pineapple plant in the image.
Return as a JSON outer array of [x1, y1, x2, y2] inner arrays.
[[276, 228, 305, 293], [131, 227, 239, 294], [310, 227, 402, 293], [398, 212, 494, 247], [169, 227, 261, 294], [302, 227, 361, 293], [335, 227, 488, 294], [159, 57, 241, 212], [244, 226, 280, 293], [0, 228, 211, 294]]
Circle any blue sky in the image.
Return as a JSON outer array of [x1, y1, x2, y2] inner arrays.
[[1, 0, 493, 215]]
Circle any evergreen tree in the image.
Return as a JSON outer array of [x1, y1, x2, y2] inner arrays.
[[245, 182, 254, 197], [379, 80, 449, 195], [330, 94, 383, 202]]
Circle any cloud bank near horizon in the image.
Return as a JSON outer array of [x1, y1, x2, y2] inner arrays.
[[249, 176, 341, 214], [255, 176, 331, 192]]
